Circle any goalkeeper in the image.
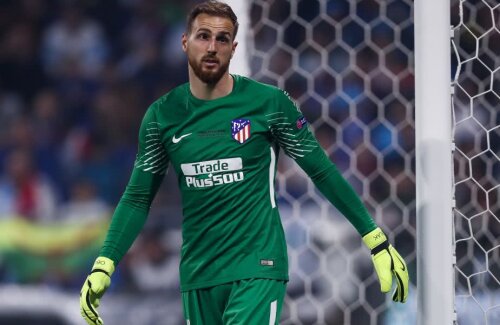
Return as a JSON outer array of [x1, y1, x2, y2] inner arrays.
[[80, 1, 409, 324]]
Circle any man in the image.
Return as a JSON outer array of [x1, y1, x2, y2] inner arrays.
[[80, 1, 409, 324]]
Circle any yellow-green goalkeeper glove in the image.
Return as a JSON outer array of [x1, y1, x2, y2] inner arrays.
[[363, 227, 409, 303], [80, 257, 115, 325]]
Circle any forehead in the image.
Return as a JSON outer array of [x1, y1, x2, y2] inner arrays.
[[191, 13, 234, 35]]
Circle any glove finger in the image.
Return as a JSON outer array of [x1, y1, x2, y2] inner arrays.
[[88, 281, 102, 308], [81, 310, 101, 325], [81, 299, 103, 325], [81, 280, 102, 324], [80, 284, 93, 322], [390, 247, 409, 303], [391, 276, 402, 302], [85, 281, 101, 309], [392, 290, 401, 302], [392, 270, 404, 302], [82, 314, 103, 325], [372, 254, 393, 292], [81, 302, 99, 325], [392, 268, 408, 303]]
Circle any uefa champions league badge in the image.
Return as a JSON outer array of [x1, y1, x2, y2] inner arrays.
[[296, 115, 307, 129], [231, 118, 251, 144]]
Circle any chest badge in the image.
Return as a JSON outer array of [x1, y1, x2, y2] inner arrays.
[[231, 119, 251, 144]]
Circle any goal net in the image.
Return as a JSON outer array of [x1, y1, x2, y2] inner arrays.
[[244, 0, 499, 324], [451, 0, 500, 323], [247, 1, 415, 324]]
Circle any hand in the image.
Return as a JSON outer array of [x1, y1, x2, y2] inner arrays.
[[80, 257, 115, 325], [363, 227, 409, 302]]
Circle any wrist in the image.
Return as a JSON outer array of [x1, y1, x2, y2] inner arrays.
[[362, 227, 387, 250], [91, 256, 115, 275]]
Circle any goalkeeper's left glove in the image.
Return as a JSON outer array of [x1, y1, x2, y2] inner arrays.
[[363, 227, 409, 303], [80, 257, 115, 325]]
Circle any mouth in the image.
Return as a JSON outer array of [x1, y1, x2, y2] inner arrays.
[[202, 58, 219, 68]]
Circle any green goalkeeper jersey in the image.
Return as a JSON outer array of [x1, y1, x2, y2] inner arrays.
[[100, 75, 377, 291]]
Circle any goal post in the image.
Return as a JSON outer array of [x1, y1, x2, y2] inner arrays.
[[225, 0, 250, 77], [415, 0, 456, 325]]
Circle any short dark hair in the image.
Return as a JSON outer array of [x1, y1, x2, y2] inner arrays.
[[186, 1, 239, 40]]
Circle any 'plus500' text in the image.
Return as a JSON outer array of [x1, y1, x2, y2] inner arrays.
[[186, 172, 244, 188]]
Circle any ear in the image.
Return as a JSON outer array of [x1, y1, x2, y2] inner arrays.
[[231, 41, 238, 58], [182, 33, 188, 52]]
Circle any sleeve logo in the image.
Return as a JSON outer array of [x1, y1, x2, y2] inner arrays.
[[296, 115, 307, 129]]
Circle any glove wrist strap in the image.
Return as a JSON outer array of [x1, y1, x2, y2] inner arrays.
[[362, 227, 388, 250], [370, 240, 389, 255], [91, 256, 115, 275], [91, 269, 111, 277]]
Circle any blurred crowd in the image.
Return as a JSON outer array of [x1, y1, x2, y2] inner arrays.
[[0, 0, 197, 219], [0, 0, 198, 292], [0, 0, 417, 323]]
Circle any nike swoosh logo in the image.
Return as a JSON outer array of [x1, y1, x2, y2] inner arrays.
[[172, 133, 192, 143]]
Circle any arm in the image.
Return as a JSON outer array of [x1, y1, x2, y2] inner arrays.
[[270, 89, 408, 302], [295, 147, 377, 236], [268, 89, 375, 235], [80, 105, 169, 325], [99, 167, 164, 263]]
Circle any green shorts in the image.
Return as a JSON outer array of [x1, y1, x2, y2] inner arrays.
[[182, 278, 287, 325]]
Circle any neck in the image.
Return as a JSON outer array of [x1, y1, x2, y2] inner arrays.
[[189, 70, 233, 100]]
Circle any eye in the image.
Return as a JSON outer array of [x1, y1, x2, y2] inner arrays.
[[216, 35, 230, 43], [197, 32, 209, 40]]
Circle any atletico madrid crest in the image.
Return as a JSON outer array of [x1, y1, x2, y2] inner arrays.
[[231, 119, 251, 144]]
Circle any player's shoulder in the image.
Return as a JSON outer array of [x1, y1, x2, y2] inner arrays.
[[141, 83, 190, 126], [149, 82, 189, 111], [233, 74, 284, 99]]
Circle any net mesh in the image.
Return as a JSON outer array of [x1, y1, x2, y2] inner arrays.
[[451, 0, 500, 324], [248, 1, 415, 324]]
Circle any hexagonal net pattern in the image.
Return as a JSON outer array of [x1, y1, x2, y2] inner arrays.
[[248, 1, 415, 324], [451, 0, 500, 324]]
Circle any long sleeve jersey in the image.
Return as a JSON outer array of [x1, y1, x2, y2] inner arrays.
[[100, 75, 377, 291]]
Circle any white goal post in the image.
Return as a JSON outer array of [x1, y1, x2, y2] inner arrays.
[[226, 0, 250, 77], [415, 0, 456, 324]]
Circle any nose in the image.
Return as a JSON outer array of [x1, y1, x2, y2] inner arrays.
[[207, 37, 217, 54]]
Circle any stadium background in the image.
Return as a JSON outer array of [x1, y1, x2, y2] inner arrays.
[[0, 0, 464, 324]]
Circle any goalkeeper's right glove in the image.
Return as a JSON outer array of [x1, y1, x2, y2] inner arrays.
[[363, 227, 409, 303], [80, 257, 115, 325]]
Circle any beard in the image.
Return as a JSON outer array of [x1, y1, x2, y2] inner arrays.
[[188, 54, 230, 85]]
